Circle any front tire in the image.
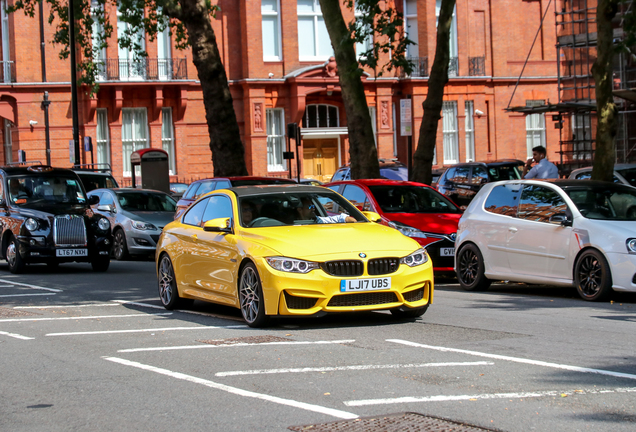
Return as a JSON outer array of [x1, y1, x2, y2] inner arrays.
[[574, 249, 613, 301], [6, 236, 25, 274], [391, 305, 429, 319], [456, 243, 491, 291], [158, 254, 190, 310], [239, 263, 270, 327], [113, 229, 129, 261]]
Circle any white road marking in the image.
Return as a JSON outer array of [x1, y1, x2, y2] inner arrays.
[[111, 300, 245, 320], [0, 279, 62, 292], [215, 361, 494, 377], [0, 330, 34, 340], [0, 293, 55, 298], [118, 339, 356, 353], [0, 313, 172, 323], [345, 386, 636, 406], [47, 324, 246, 336], [388, 339, 636, 381], [111, 300, 165, 310], [104, 357, 358, 419], [15, 303, 119, 309]]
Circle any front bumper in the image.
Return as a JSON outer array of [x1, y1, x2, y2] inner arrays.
[[607, 252, 636, 292], [256, 258, 434, 316], [126, 229, 162, 255], [17, 235, 111, 263], [415, 238, 455, 272]]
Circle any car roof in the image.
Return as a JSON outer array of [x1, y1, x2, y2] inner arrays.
[[445, 159, 524, 168], [571, 163, 636, 173], [337, 159, 407, 169], [219, 184, 332, 197], [90, 188, 169, 194], [328, 179, 434, 188], [191, 176, 296, 184], [1, 165, 78, 176]]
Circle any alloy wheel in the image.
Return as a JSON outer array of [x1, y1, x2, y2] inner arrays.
[[577, 255, 601, 297], [6, 241, 16, 268], [458, 249, 478, 285], [239, 266, 260, 323], [158, 256, 175, 306]]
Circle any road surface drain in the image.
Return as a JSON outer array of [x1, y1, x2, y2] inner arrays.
[[288, 412, 499, 431], [0, 306, 38, 318], [197, 336, 293, 345]]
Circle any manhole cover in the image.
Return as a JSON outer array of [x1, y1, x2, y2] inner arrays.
[[0, 306, 39, 318], [197, 335, 293, 345], [289, 412, 500, 432]]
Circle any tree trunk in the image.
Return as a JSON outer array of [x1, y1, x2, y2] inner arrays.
[[319, 0, 380, 179], [411, 0, 456, 185], [591, 0, 619, 182], [172, 0, 248, 177]]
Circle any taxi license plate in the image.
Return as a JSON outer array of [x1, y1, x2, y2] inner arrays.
[[440, 247, 455, 257], [340, 277, 391, 292], [56, 249, 88, 257]]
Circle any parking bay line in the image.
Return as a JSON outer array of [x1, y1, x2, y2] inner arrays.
[[0, 293, 56, 298], [0, 330, 34, 340], [47, 324, 247, 336], [15, 303, 120, 309], [0, 279, 62, 292], [118, 339, 356, 353], [104, 356, 359, 420], [0, 313, 172, 323], [345, 386, 636, 406], [388, 339, 636, 381], [215, 361, 494, 377]]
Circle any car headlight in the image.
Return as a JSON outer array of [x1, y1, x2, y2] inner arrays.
[[626, 238, 636, 254], [98, 218, 110, 231], [24, 218, 39, 231], [266, 257, 320, 273], [389, 221, 428, 238], [400, 248, 429, 267], [131, 220, 157, 230]]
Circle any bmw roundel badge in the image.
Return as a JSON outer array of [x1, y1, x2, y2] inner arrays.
[[359, 253, 367, 258]]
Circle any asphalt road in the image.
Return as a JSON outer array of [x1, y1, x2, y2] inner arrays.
[[1, 259, 635, 431]]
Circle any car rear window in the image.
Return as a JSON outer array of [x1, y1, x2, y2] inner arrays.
[[77, 173, 119, 191], [379, 166, 408, 181], [488, 165, 522, 181], [484, 184, 521, 216]]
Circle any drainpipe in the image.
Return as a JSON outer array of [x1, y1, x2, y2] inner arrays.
[[39, 1, 51, 165]]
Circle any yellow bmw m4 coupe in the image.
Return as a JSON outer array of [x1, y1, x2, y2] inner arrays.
[[156, 185, 433, 327]]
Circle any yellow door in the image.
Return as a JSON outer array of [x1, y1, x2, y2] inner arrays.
[[303, 139, 338, 183]]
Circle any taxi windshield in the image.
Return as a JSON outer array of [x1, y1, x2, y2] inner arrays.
[[7, 176, 87, 207]]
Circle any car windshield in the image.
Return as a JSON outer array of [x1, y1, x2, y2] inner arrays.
[[565, 184, 636, 220], [116, 191, 177, 212], [7, 176, 87, 207], [488, 165, 522, 181], [77, 172, 118, 191], [239, 191, 366, 228], [617, 168, 636, 187], [368, 185, 461, 213]]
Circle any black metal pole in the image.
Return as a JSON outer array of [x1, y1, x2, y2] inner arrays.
[[42, 92, 51, 165], [296, 127, 301, 182], [68, 0, 80, 166], [39, 0, 46, 82]]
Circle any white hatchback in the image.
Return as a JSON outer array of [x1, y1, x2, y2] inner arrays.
[[455, 179, 636, 301]]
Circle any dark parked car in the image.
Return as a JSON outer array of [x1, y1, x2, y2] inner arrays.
[[175, 176, 296, 218], [436, 160, 524, 207], [73, 164, 119, 192], [330, 159, 408, 182], [169, 182, 189, 199], [0, 165, 113, 273]]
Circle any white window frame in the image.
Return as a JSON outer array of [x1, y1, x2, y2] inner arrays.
[[266, 108, 287, 172], [355, 7, 373, 60], [121, 108, 149, 177], [262, 0, 282, 61], [117, 8, 146, 81], [525, 100, 546, 158], [404, 0, 418, 58], [572, 113, 593, 161], [435, 0, 458, 72], [162, 108, 176, 175], [1, 0, 11, 83], [157, 8, 172, 80], [91, 1, 107, 81], [3, 119, 11, 164], [303, 104, 340, 128], [96, 108, 110, 166], [465, 101, 475, 162], [297, 0, 333, 61], [442, 101, 459, 164]]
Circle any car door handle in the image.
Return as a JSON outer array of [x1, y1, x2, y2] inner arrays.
[[508, 227, 518, 233]]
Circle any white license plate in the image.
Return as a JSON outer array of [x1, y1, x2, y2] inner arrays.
[[56, 249, 88, 257], [340, 277, 391, 292], [440, 247, 455, 257]]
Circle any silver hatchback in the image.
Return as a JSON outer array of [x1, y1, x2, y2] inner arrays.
[[88, 188, 177, 260]]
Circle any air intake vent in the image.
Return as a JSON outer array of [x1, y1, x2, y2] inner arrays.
[[327, 292, 398, 307], [368, 258, 399, 275], [284, 292, 317, 310], [403, 288, 424, 303], [53, 215, 87, 247], [321, 260, 364, 277]]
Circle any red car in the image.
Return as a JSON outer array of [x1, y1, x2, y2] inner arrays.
[[325, 179, 461, 274], [175, 176, 296, 218]]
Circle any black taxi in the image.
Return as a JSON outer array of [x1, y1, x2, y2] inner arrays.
[[0, 165, 113, 273]]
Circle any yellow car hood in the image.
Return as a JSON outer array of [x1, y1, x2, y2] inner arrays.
[[240, 222, 421, 260]]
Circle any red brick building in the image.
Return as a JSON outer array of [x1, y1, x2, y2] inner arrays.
[[0, 0, 559, 184]]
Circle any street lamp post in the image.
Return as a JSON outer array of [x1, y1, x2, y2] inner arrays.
[[68, 0, 80, 166]]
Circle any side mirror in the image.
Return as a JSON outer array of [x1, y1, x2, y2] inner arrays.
[[88, 195, 99, 205], [549, 213, 573, 227], [203, 217, 233, 233], [361, 211, 383, 223], [97, 204, 116, 213]]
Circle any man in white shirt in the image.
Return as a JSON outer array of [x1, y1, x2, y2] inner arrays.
[[523, 145, 559, 179], [298, 198, 356, 223]]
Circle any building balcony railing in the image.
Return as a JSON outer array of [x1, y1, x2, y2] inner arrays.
[[405, 57, 429, 77], [0, 61, 16, 84], [95, 58, 187, 81], [468, 56, 486, 76]]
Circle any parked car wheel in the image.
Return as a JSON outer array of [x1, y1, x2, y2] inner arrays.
[[6, 236, 25, 274], [390, 305, 429, 319], [574, 249, 613, 301], [158, 254, 192, 310], [91, 256, 110, 272], [457, 243, 491, 291], [113, 229, 129, 261], [239, 263, 270, 328]]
